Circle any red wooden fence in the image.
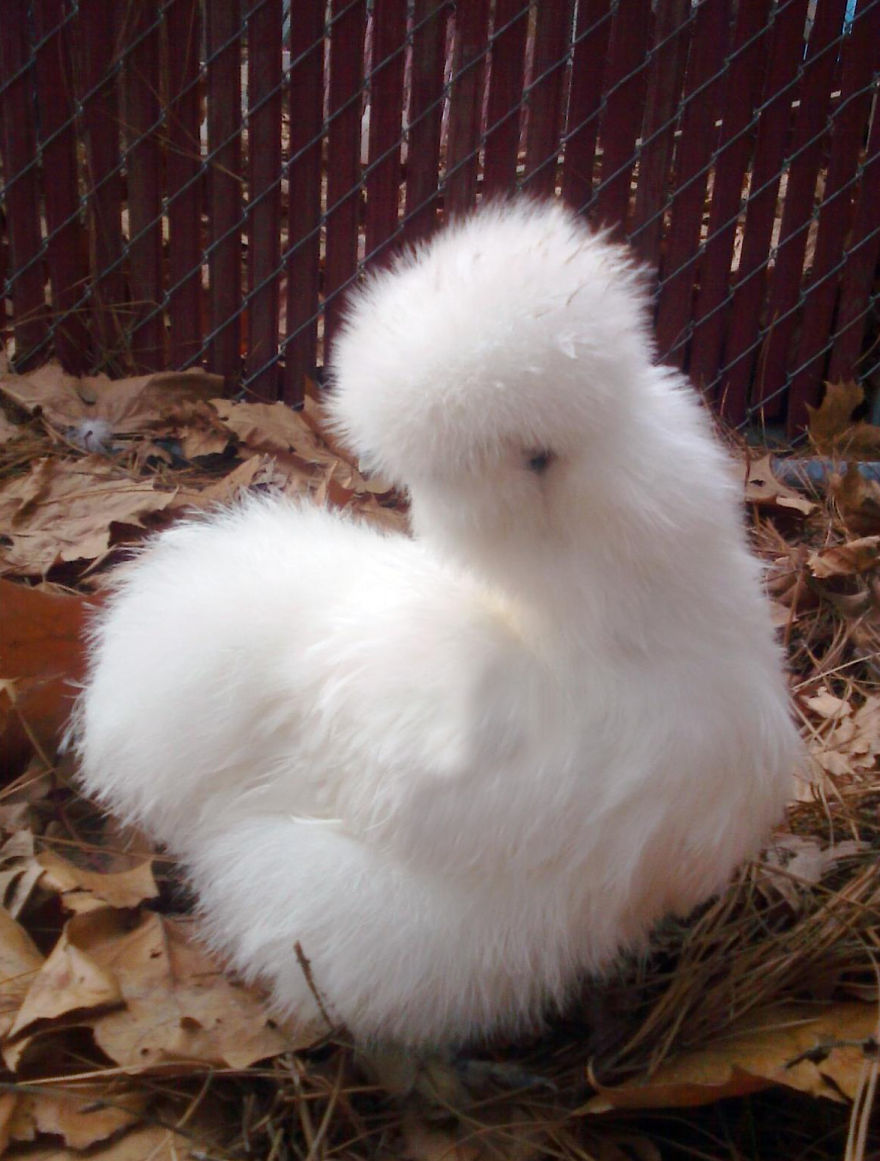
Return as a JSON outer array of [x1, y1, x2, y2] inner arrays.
[[0, 0, 878, 432]]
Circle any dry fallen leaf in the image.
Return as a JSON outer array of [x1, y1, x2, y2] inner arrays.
[[212, 397, 331, 460], [1, 1118, 212, 1160], [37, 851, 158, 913], [0, 908, 44, 1040], [762, 835, 869, 908], [829, 463, 880, 535], [210, 398, 378, 492], [0, 457, 176, 576], [0, 1083, 147, 1153], [583, 1002, 880, 1112], [745, 454, 816, 515], [0, 830, 45, 920], [804, 689, 851, 719], [164, 399, 232, 460], [6, 910, 124, 1050], [187, 453, 270, 505], [808, 693, 880, 777], [5, 908, 300, 1073], [808, 536, 880, 578], [0, 364, 224, 438], [0, 413, 21, 444], [805, 380, 880, 457], [86, 911, 297, 1070]]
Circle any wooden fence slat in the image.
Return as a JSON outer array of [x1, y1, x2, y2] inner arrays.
[[403, 0, 448, 241], [32, 0, 90, 373], [0, 0, 49, 367], [522, 1, 573, 197], [284, 2, 324, 405], [560, 0, 612, 212], [206, 0, 243, 385], [688, 0, 774, 400], [445, 0, 491, 215], [245, 0, 282, 400], [789, 0, 880, 413], [828, 83, 880, 384], [629, 0, 691, 265], [758, 0, 846, 426], [482, 0, 528, 195], [124, 0, 164, 372], [165, 0, 203, 369], [720, 0, 809, 423], [324, 0, 367, 353], [77, 0, 126, 367], [593, 0, 652, 234], [654, 0, 729, 365], [365, 0, 407, 266]]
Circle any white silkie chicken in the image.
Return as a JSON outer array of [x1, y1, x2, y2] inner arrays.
[[74, 199, 798, 1060]]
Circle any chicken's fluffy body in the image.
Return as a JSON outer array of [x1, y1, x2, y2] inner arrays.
[[75, 200, 799, 1049]]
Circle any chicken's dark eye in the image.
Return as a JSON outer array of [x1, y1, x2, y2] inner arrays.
[[527, 450, 554, 474]]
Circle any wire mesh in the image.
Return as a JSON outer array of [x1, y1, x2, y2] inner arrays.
[[0, 0, 878, 434]]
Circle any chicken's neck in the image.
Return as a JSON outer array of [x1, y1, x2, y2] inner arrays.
[[427, 527, 677, 661]]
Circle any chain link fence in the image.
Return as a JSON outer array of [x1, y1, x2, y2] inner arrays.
[[1, 0, 878, 434]]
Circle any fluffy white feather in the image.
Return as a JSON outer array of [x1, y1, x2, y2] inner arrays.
[[74, 199, 799, 1049]]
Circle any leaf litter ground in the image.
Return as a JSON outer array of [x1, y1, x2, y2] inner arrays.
[[1, 366, 879, 1160]]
